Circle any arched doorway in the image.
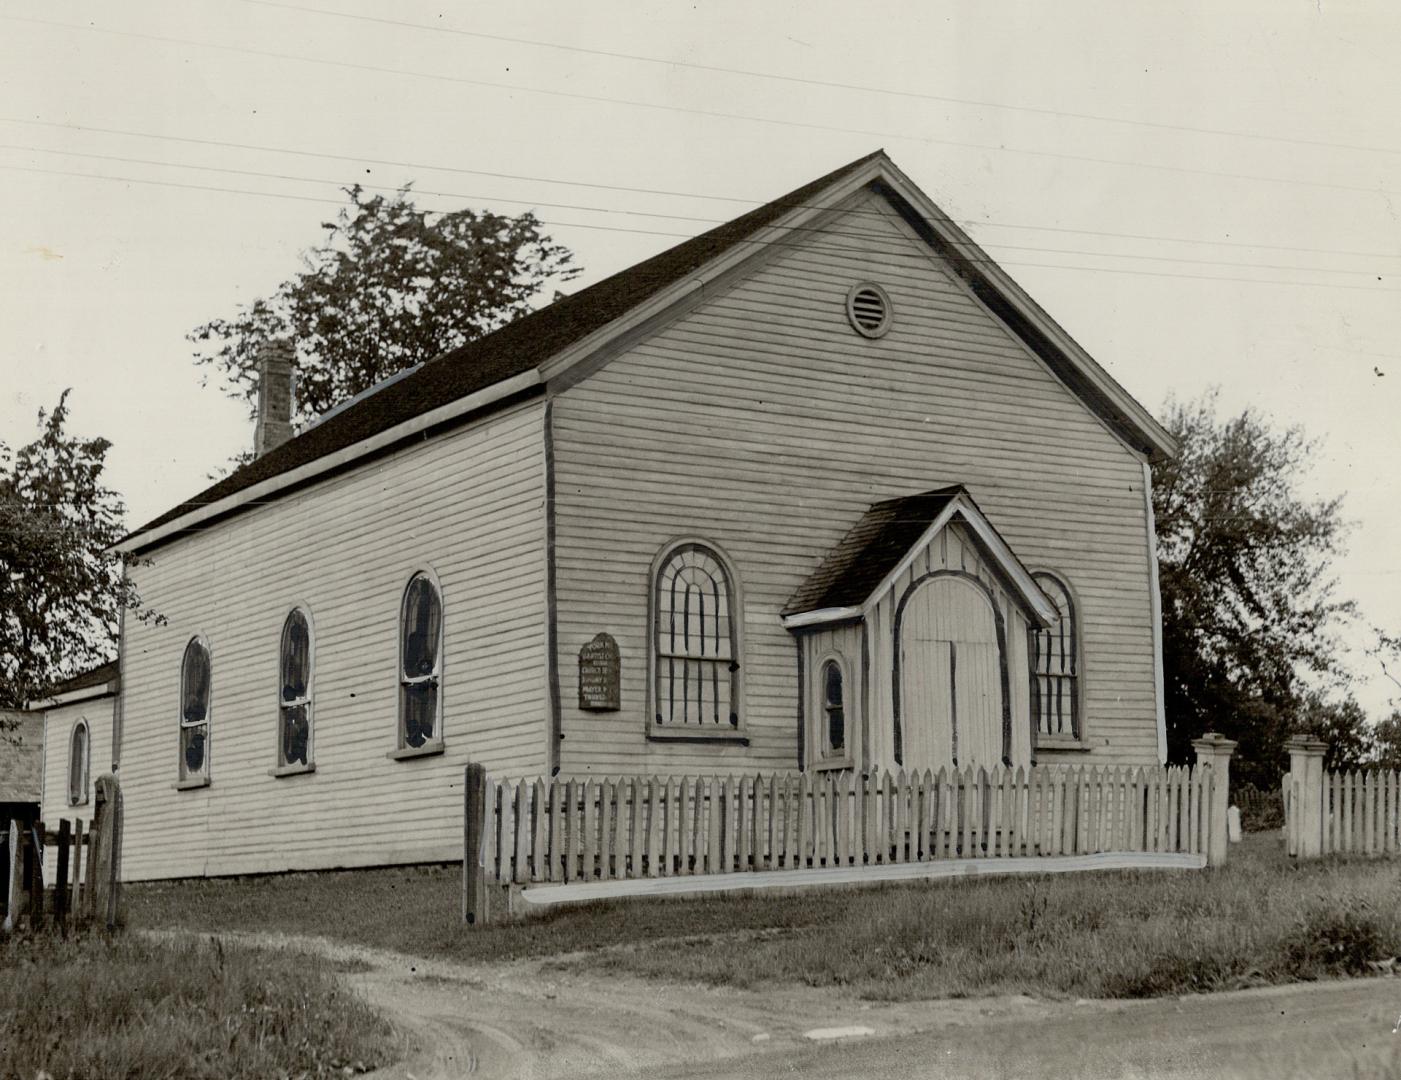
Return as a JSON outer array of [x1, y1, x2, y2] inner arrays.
[[895, 572, 1010, 769]]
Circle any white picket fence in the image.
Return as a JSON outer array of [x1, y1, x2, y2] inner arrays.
[[1285, 766, 1401, 857], [475, 764, 1216, 887]]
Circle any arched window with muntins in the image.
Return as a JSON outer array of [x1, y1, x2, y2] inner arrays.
[[180, 637, 212, 780], [68, 720, 90, 806], [399, 573, 443, 749], [653, 543, 740, 731], [1031, 573, 1080, 741], [279, 608, 313, 768]]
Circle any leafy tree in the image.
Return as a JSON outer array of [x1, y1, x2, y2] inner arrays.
[[1153, 391, 1352, 788], [1298, 692, 1372, 771], [1372, 710, 1401, 770], [189, 184, 580, 427], [0, 392, 148, 710]]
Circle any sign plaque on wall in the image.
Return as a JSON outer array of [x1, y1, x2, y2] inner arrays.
[[578, 632, 621, 711]]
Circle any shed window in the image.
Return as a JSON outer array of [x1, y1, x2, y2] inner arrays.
[[821, 659, 846, 756], [654, 543, 739, 730], [1031, 573, 1079, 741], [67, 721, 90, 806], [399, 573, 442, 749], [279, 608, 313, 767], [180, 637, 211, 779]]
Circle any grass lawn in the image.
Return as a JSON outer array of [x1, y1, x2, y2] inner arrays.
[[129, 833, 1401, 1001], [0, 929, 395, 1079]]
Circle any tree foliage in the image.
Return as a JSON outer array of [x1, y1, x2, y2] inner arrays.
[[0, 393, 146, 709], [189, 185, 580, 426], [1153, 391, 1352, 788]]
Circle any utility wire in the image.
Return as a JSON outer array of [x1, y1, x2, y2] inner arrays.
[[3, 141, 1393, 278], [3, 14, 1394, 199], [237, 0, 1401, 160], [4, 116, 1400, 263], [6, 160, 1398, 293]]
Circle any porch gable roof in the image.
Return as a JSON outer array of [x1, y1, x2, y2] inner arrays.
[[782, 486, 1056, 628]]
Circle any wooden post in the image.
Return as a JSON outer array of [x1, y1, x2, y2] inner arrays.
[[4, 820, 21, 931], [28, 823, 45, 928], [70, 819, 84, 921], [54, 819, 71, 923], [1192, 734, 1238, 867], [1285, 735, 1327, 859], [463, 763, 490, 924]]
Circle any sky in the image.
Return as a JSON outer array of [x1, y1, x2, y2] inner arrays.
[[2, 1, 1399, 715]]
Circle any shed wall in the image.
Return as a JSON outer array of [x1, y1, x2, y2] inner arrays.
[[39, 695, 115, 881]]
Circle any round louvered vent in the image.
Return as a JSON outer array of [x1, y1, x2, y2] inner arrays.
[[846, 283, 892, 338]]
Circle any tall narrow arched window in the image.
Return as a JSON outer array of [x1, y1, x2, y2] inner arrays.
[[1031, 572, 1080, 742], [279, 608, 313, 769], [821, 658, 846, 758], [68, 720, 90, 806], [179, 637, 212, 782], [652, 542, 740, 732], [399, 573, 443, 750]]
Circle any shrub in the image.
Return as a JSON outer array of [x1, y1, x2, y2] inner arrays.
[[1279, 902, 1395, 978]]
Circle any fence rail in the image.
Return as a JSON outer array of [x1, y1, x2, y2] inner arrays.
[[474, 764, 1216, 890]]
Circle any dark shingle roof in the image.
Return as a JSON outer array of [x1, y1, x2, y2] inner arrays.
[[784, 486, 969, 615], [126, 151, 887, 549], [45, 660, 120, 699]]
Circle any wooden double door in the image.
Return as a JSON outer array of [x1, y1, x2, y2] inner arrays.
[[897, 573, 1010, 770]]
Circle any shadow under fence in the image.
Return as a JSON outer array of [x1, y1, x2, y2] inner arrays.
[[1, 774, 123, 933]]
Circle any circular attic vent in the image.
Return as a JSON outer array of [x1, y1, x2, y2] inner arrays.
[[846, 283, 892, 338]]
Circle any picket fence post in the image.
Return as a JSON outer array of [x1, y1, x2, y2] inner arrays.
[[1284, 735, 1327, 859], [1191, 733, 1237, 867]]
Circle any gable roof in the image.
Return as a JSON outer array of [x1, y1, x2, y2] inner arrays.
[[120, 150, 1174, 554], [26, 659, 120, 710], [783, 486, 1057, 628]]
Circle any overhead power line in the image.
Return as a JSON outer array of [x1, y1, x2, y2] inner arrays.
[[3, 141, 1395, 278], [3, 14, 1394, 200], [4, 116, 1400, 263], [4, 160, 1398, 294], [238, 0, 1401, 160]]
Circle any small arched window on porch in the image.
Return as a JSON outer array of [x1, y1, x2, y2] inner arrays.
[[68, 720, 90, 806], [1031, 572, 1080, 742], [821, 658, 846, 758], [653, 543, 740, 732]]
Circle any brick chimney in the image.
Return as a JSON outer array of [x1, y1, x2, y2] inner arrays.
[[253, 339, 295, 458]]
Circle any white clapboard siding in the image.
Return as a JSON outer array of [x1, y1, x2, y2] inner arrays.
[[38, 695, 116, 882], [119, 399, 550, 881], [552, 187, 1158, 777]]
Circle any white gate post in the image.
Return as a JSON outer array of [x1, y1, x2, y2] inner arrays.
[[1285, 735, 1327, 859], [1191, 733, 1237, 867]]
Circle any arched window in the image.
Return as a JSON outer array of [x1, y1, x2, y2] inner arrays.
[[1031, 572, 1080, 742], [399, 573, 443, 749], [652, 543, 740, 731], [180, 637, 212, 781], [821, 658, 846, 757], [67, 720, 90, 806], [279, 608, 313, 768]]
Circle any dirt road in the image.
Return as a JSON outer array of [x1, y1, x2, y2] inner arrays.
[[205, 931, 1401, 1079]]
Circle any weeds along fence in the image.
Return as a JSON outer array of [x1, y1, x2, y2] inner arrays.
[[1, 775, 123, 932], [463, 762, 1222, 920], [1234, 784, 1285, 833]]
